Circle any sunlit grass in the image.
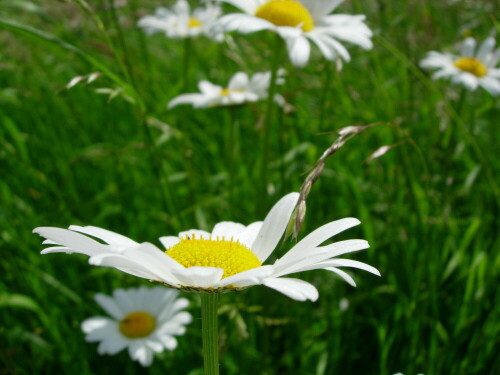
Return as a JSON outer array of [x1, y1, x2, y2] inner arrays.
[[1, 0, 499, 374]]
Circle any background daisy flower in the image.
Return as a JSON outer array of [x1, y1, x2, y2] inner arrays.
[[138, 0, 223, 41], [82, 287, 192, 367], [215, 0, 373, 67], [420, 36, 500, 96], [34, 193, 380, 302], [167, 70, 285, 108]]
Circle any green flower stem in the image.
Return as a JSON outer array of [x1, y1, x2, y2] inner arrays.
[[201, 292, 219, 375], [260, 34, 284, 210], [226, 107, 239, 213], [443, 87, 467, 148], [183, 37, 192, 91]]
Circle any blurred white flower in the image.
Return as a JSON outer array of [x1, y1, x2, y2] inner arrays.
[[214, 0, 373, 67], [339, 297, 349, 311], [420, 36, 500, 96], [35, 193, 380, 302], [167, 70, 285, 108], [82, 286, 192, 367], [138, 0, 223, 40]]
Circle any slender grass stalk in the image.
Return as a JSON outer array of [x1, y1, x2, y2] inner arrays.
[[70, 0, 182, 225], [260, 34, 284, 209], [201, 292, 219, 375]]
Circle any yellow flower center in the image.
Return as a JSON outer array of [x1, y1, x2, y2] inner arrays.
[[220, 88, 245, 97], [166, 237, 262, 278], [454, 57, 488, 77], [119, 312, 156, 339], [255, 0, 314, 32], [188, 17, 202, 28]]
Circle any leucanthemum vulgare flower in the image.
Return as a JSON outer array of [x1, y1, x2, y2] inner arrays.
[[214, 0, 373, 67], [167, 70, 285, 108], [82, 287, 192, 367], [34, 193, 380, 302], [420, 36, 500, 96], [138, 0, 223, 41]]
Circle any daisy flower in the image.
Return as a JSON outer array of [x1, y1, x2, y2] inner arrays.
[[214, 0, 373, 67], [420, 36, 500, 96], [34, 192, 380, 302], [167, 70, 285, 108], [138, 0, 223, 41], [82, 286, 192, 367]]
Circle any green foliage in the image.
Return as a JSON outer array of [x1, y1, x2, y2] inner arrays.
[[1, 0, 499, 374]]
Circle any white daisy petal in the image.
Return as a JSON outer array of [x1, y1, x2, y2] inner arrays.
[[89, 252, 163, 281], [301, 0, 344, 19], [212, 221, 246, 239], [68, 225, 138, 246], [273, 239, 369, 277], [159, 236, 180, 249], [325, 267, 357, 287], [178, 229, 211, 239], [157, 335, 178, 350], [477, 37, 495, 62], [235, 221, 264, 248], [171, 266, 224, 288], [216, 265, 274, 288], [263, 277, 319, 302], [479, 76, 500, 96], [275, 218, 361, 266], [81, 316, 113, 335], [286, 35, 311, 67], [251, 192, 300, 262], [461, 37, 476, 57], [321, 259, 381, 276], [34, 227, 107, 256], [94, 294, 125, 320]]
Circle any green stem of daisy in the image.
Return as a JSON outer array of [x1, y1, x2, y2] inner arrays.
[[444, 87, 467, 148], [201, 292, 219, 375], [182, 37, 192, 91], [260, 34, 283, 210], [226, 107, 238, 213]]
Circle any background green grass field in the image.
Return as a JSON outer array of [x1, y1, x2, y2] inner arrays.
[[1, 0, 499, 374]]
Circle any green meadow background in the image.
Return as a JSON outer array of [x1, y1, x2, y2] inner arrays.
[[1, 0, 499, 374]]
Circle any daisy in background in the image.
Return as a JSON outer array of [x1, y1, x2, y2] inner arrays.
[[420, 36, 500, 96], [34, 192, 380, 302], [167, 70, 285, 108], [138, 0, 223, 41], [82, 286, 192, 367], [214, 0, 373, 67]]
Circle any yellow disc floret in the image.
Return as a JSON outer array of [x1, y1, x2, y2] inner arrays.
[[166, 237, 262, 278], [255, 0, 315, 32], [454, 57, 488, 77], [188, 17, 202, 28], [119, 312, 156, 339]]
